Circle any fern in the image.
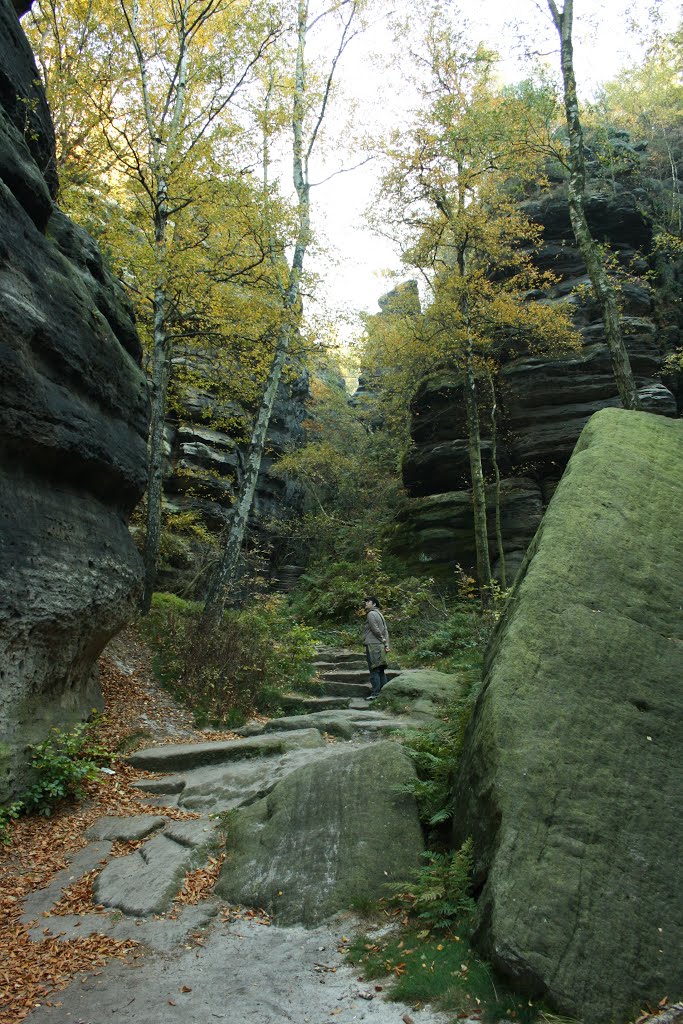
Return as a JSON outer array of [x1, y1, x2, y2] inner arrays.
[[386, 839, 476, 932]]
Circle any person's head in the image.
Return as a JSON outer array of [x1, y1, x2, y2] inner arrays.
[[364, 596, 380, 610]]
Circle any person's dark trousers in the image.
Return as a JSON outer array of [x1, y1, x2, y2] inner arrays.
[[365, 647, 387, 697]]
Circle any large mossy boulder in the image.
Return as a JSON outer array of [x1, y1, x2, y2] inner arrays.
[[377, 668, 469, 720], [216, 741, 424, 925], [453, 409, 683, 1024]]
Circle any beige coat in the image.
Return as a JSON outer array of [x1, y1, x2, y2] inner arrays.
[[363, 609, 389, 646]]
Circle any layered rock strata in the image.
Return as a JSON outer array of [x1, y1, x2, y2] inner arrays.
[[392, 173, 679, 579], [0, 0, 148, 800], [157, 353, 308, 593], [453, 409, 683, 1023]]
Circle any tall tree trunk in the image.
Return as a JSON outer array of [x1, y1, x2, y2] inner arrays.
[[457, 249, 493, 609], [201, 0, 312, 627], [547, 0, 640, 411], [141, 182, 171, 613], [200, 319, 294, 626], [486, 367, 506, 591], [464, 342, 493, 609]]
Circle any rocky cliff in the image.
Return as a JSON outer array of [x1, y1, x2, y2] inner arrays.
[[156, 352, 308, 594], [392, 167, 680, 581], [453, 409, 683, 1023], [0, 0, 148, 801]]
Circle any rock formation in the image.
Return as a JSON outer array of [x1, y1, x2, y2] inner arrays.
[[0, 0, 148, 801], [453, 408, 683, 1023], [216, 740, 424, 925], [391, 166, 680, 581], [157, 352, 308, 594]]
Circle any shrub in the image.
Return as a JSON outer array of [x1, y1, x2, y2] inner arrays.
[[395, 680, 483, 847], [0, 718, 112, 843], [289, 553, 454, 635], [23, 720, 111, 812], [289, 554, 393, 622], [139, 592, 317, 726]]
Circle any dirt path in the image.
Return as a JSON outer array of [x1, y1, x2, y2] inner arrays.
[[2, 630, 449, 1024], [24, 916, 448, 1024]]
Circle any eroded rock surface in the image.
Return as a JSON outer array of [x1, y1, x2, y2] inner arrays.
[[216, 740, 424, 925], [391, 168, 679, 580], [94, 819, 220, 917], [0, 0, 148, 800], [453, 409, 683, 1024]]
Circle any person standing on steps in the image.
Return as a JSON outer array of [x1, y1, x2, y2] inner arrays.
[[363, 596, 390, 702]]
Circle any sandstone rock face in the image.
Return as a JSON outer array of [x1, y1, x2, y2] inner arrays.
[[157, 352, 308, 593], [393, 173, 679, 579], [216, 741, 424, 925], [452, 409, 683, 1024], [0, 0, 148, 801]]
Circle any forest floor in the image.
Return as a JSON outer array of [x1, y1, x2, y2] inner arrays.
[[0, 627, 244, 1024], [0, 628, 448, 1024]]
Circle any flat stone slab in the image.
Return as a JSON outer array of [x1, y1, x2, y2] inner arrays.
[[21, 842, 113, 926], [26, 901, 219, 953], [24, 916, 450, 1024], [281, 694, 351, 712], [314, 648, 363, 661], [94, 818, 220, 917], [216, 741, 424, 925], [134, 744, 344, 813], [126, 728, 324, 771], [260, 710, 407, 740], [319, 668, 400, 684], [320, 680, 369, 697], [85, 815, 167, 842]]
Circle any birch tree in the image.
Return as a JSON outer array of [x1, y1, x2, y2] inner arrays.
[[201, 0, 366, 626], [546, 0, 640, 410], [103, 0, 281, 612]]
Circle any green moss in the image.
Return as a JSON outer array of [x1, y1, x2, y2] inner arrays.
[[347, 928, 541, 1023]]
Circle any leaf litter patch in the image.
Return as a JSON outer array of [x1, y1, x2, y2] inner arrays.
[[0, 628, 243, 1024]]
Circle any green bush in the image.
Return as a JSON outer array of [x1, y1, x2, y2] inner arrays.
[[24, 720, 112, 812], [394, 681, 482, 848], [290, 555, 453, 634], [139, 592, 317, 726], [0, 718, 112, 843], [289, 555, 393, 623]]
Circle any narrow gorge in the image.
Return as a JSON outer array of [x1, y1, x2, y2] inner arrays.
[[1, 2, 682, 1024]]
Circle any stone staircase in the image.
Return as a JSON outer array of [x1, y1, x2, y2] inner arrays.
[[280, 646, 401, 713]]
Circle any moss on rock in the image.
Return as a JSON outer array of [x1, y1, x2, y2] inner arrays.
[[217, 741, 424, 925], [453, 409, 683, 1024]]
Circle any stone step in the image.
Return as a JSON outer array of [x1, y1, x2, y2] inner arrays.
[[318, 668, 401, 685], [126, 729, 324, 772], [320, 680, 369, 698], [314, 658, 367, 672], [314, 648, 366, 665], [281, 694, 352, 713]]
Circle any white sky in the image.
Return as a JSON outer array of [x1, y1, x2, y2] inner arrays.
[[301, 0, 681, 343]]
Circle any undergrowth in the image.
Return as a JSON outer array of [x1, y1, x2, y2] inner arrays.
[[347, 843, 539, 1021], [0, 718, 111, 843], [347, 926, 540, 1023], [138, 591, 316, 727]]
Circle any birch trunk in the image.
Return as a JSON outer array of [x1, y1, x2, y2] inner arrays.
[[487, 368, 506, 591], [201, 0, 312, 627], [200, 316, 296, 624], [547, 0, 640, 411], [464, 343, 493, 609], [128, 0, 191, 611], [141, 183, 171, 612]]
